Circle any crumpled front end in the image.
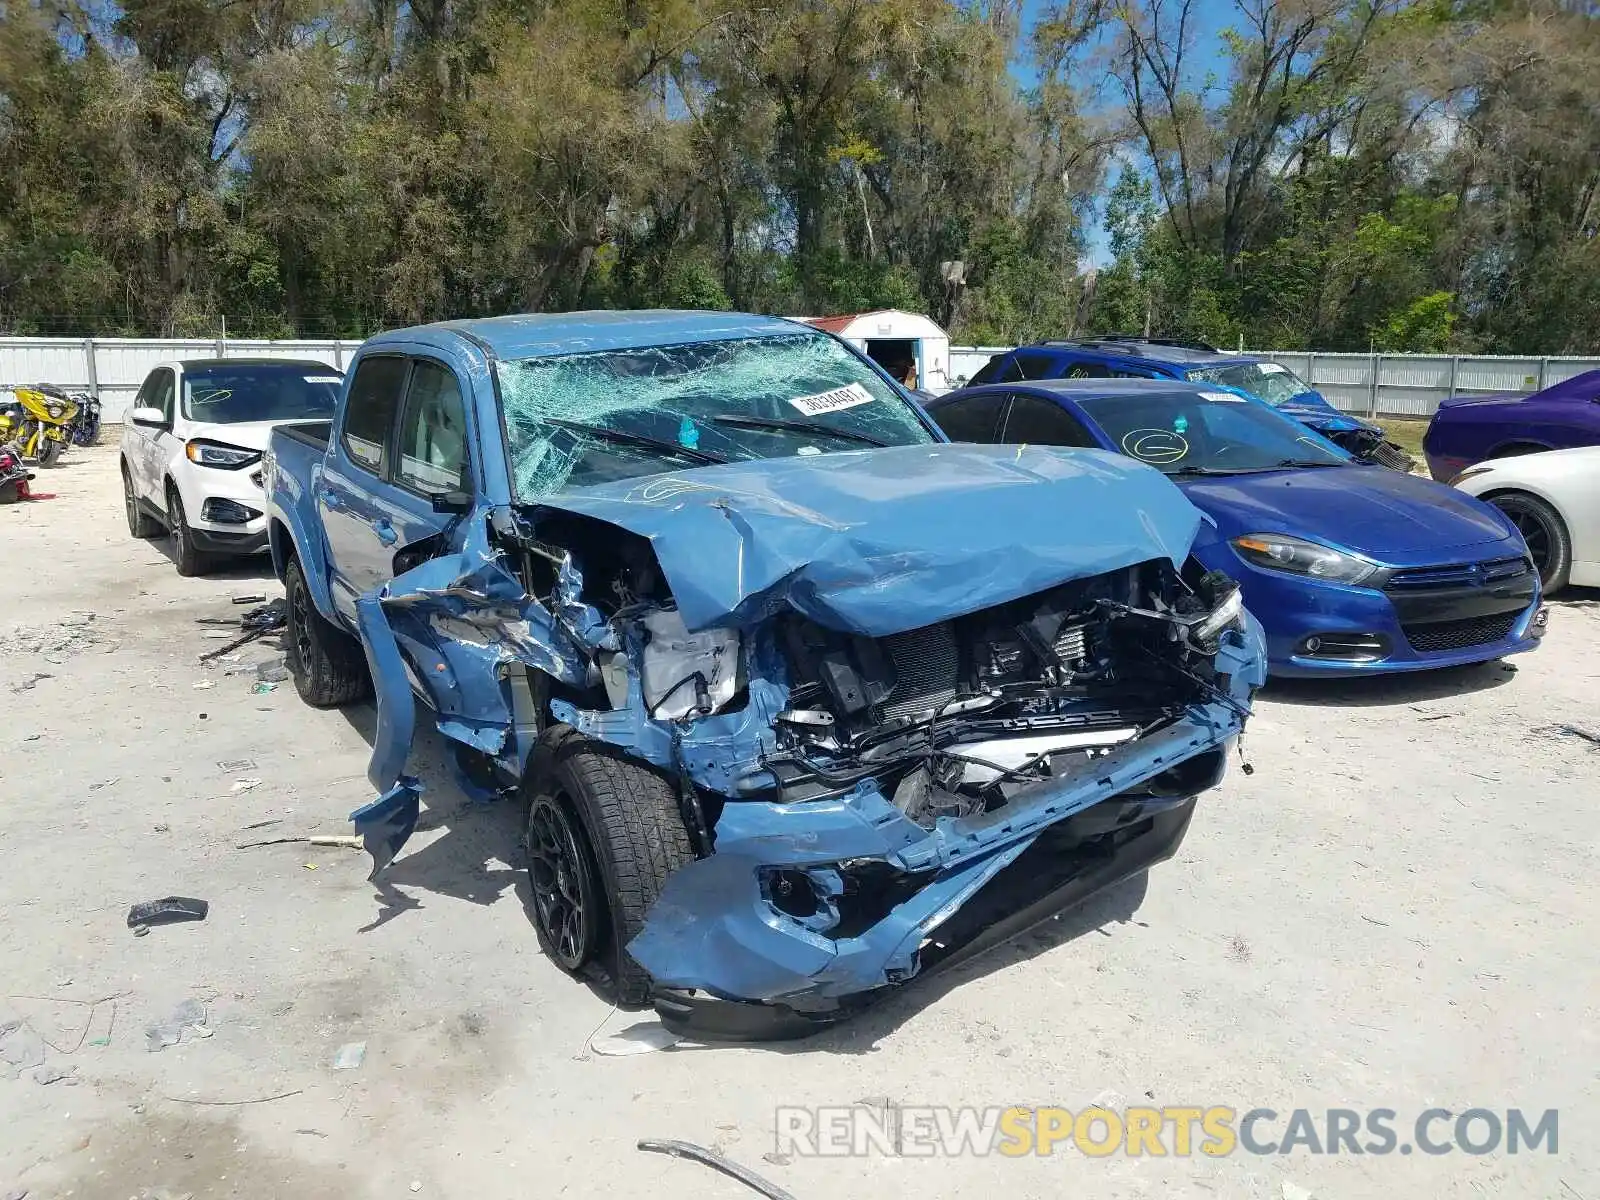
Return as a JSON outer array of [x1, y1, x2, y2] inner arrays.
[[347, 446, 1266, 1030]]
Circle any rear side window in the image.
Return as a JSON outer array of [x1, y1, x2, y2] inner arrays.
[[968, 355, 1007, 386], [342, 356, 408, 475], [1061, 359, 1112, 379], [1013, 352, 1057, 381], [931, 393, 1006, 443], [395, 361, 470, 494], [1002, 395, 1099, 448]]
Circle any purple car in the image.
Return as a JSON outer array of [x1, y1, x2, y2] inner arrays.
[[1424, 368, 1600, 481]]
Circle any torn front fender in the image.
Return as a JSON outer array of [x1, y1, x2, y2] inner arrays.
[[349, 512, 597, 874]]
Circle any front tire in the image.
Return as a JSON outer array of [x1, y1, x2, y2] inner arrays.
[[165, 485, 210, 576], [123, 464, 160, 538], [527, 734, 694, 1007], [1488, 491, 1572, 594], [36, 437, 65, 467], [284, 557, 371, 706]]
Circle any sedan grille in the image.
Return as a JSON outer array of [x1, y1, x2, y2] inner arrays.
[[1401, 612, 1519, 653], [873, 622, 960, 722], [1384, 556, 1531, 591]]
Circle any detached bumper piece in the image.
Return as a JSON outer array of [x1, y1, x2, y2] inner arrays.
[[652, 795, 1199, 1040]]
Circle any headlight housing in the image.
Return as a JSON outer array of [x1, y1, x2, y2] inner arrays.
[[185, 439, 261, 470], [1232, 534, 1377, 585]]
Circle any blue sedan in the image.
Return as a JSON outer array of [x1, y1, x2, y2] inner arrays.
[[926, 379, 1548, 677]]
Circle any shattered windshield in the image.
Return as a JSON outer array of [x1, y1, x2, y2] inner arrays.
[[1075, 389, 1351, 474], [1185, 361, 1313, 406], [496, 333, 935, 501]]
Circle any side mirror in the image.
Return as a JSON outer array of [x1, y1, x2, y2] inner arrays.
[[130, 406, 167, 428], [431, 490, 472, 514]]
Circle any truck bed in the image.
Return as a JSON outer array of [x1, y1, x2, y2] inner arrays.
[[275, 420, 332, 452]]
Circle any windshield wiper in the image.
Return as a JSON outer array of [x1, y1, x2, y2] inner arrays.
[[707, 414, 889, 447], [1271, 459, 1346, 468], [544, 418, 728, 466], [1167, 465, 1256, 476]]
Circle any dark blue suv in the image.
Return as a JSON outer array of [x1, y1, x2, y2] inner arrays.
[[966, 337, 1414, 471]]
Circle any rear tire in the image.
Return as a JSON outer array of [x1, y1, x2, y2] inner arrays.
[[1487, 490, 1571, 594], [284, 557, 371, 706], [123, 463, 160, 538], [526, 733, 694, 1007], [166, 484, 210, 576]]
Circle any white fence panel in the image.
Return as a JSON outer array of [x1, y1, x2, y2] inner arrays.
[[7, 334, 1599, 424], [1, 336, 348, 423]]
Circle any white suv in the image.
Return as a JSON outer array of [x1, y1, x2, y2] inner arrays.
[[120, 359, 343, 575]]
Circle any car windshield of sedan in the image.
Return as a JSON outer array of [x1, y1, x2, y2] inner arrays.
[[1075, 389, 1352, 475], [182, 364, 342, 423], [1185, 361, 1314, 406], [496, 332, 935, 501]]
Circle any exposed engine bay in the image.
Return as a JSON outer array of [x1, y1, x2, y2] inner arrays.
[[510, 509, 1247, 831]]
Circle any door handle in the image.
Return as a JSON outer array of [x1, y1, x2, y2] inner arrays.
[[375, 519, 398, 547]]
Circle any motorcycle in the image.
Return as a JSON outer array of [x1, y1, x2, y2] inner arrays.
[[0, 383, 80, 466], [0, 440, 34, 504], [68, 390, 102, 446]]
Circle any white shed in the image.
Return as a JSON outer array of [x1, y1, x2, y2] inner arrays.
[[797, 310, 953, 394]]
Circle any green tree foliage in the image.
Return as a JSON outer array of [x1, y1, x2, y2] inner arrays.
[[1, 0, 1595, 351]]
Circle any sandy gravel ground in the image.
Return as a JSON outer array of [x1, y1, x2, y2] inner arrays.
[[1, 443, 1597, 1200]]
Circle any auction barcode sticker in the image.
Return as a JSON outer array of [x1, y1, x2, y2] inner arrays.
[[788, 382, 875, 417]]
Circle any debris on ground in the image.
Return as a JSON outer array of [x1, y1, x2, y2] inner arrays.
[[192, 680, 215, 690], [232, 594, 267, 605], [242, 599, 286, 633], [333, 1041, 366, 1070], [236, 834, 363, 850], [1541, 723, 1600, 748], [219, 759, 257, 771], [590, 1022, 682, 1057], [144, 999, 209, 1052], [255, 660, 290, 683], [126, 896, 209, 931], [9, 673, 52, 693], [231, 778, 262, 793], [32, 1063, 76, 1085], [251, 681, 279, 694], [0, 1024, 46, 1078], [636, 1140, 796, 1200], [3, 613, 101, 665], [197, 599, 287, 663]]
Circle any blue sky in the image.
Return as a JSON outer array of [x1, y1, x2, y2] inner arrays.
[[1015, 0, 1233, 266]]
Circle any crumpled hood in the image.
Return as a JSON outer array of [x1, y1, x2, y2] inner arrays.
[[537, 443, 1203, 636], [1179, 465, 1518, 561], [1276, 392, 1375, 432]]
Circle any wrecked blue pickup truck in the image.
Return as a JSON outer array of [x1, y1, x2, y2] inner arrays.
[[262, 311, 1266, 1038]]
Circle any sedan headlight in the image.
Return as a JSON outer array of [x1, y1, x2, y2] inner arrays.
[[1232, 534, 1377, 585], [185, 439, 262, 470]]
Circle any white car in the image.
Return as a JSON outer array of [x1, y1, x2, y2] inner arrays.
[[1450, 445, 1600, 594], [120, 359, 343, 575]]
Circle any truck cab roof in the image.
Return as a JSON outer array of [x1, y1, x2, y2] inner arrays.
[[367, 310, 809, 362]]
